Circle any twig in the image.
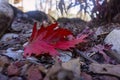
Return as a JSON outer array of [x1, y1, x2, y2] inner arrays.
[[104, 50, 120, 63], [75, 49, 98, 63]]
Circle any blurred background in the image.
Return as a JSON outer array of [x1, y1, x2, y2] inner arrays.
[[8, 0, 101, 21], [7, 0, 120, 25]]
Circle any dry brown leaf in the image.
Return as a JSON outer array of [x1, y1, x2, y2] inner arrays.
[[0, 55, 10, 72], [44, 59, 62, 80], [99, 75, 118, 80], [81, 72, 92, 80], [9, 76, 23, 80], [89, 63, 120, 77], [0, 55, 10, 67], [7, 63, 20, 76], [44, 58, 79, 80], [62, 58, 81, 77]]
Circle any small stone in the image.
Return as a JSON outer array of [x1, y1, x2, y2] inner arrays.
[[25, 11, 48, 22], [7, 63, 20, 76], [4, 48, 23, 60], [9, 76, 23, 80], [0, 1, 14, 38], [104, 29, 120, 54], [0, 73, 8, 80], [58, 50, 72, 62], [1, 33, 19, 42], [0, 1, 13, 19]]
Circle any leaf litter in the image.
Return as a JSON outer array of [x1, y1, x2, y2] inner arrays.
[[0, 15, 120, 80]]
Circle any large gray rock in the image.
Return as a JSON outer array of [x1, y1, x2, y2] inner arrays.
[[0, 1, 13, 19], [104, 29, 120, 54], [25, 11, 49, 22], [0, 1, 14, 37]]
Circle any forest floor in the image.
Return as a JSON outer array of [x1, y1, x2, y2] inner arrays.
[[0, 14, 120, 80]]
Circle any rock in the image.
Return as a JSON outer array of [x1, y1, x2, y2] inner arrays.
[[57, 18, 87, 35], [0, 1, 14, 38], [11, 16, 33, 32], [104, 29, 120, 54], [0, 1, 14, 19], [1, 33, 19, 42], [0, 73, 8, 80], [10, 4, 23, 18], [9, 76, 23, 80], [57, 18, 71, 23], [25, 11, 48, 22], [58, 50, 72, 62], [9, 5, 33, 32], [11, 10, 52, 32], [94, 27, 104, 39], [0, 14, 11, 38], [4, 48, 23, 60]]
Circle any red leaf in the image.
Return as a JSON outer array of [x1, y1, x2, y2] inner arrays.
[[54, 35, 88, 50], [30, 22, 37, 41], [24, 22, 87, 57]]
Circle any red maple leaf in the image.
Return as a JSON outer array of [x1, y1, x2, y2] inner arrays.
[[24, 22, 87, 57]]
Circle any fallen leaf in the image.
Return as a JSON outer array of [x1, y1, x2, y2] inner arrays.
[[49, 69, 75, 80], [9, 76, 23, 80], [99, 76, 119, 80], [81, 72, 92, 80], [7, 63, 20, 76], [89, 63, 120, 77], [0, 55, 10, 68], [44, 59, 62, 80], [24, 22, 87, 57], [44, 59, 77, 80], [62, 58, 80, 77], [91, 44, 110, 63]]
